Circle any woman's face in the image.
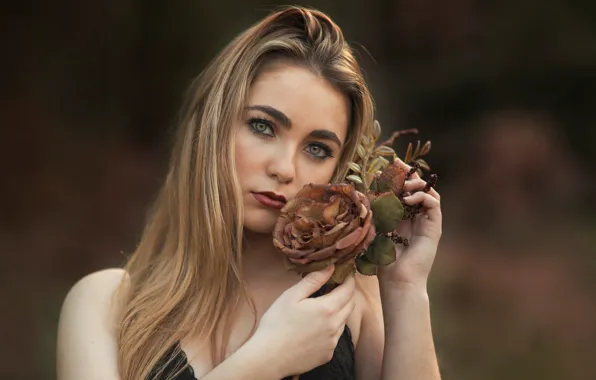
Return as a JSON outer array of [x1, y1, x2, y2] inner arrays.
[[234, 62, 349, 234]]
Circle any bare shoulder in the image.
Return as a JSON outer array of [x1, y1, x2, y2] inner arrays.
[[57, 268, 128, 380]]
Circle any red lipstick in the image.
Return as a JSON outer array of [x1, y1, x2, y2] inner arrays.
[[252, 192, 287, 209]]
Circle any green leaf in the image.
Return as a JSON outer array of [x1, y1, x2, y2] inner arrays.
[[347, 162, 361, 173], [372, 120, 382, 140], [346, 175, 363, 184], [362, 135, 370, 146], [355, 255, 377, 276], [363, 235, 396, 266], [369, 178, 379, 193], [357, 145, 366, 160], [371, 192, 404, 233], [374, 146, 395, 156], [368, 157, 385, 175], [376, 176, 391, 193]]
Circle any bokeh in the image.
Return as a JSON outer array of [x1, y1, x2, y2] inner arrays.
[[2, 1, 595, 379]]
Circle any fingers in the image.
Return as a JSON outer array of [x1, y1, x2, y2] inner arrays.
[[403, 178, 425, 192], [331, 288, 356, 341], [290, 265, 335, 300], [316, 275, 355, 312], [403, 178, 440, 201], [403, 191, 441, 221], [335, 293, 355, 326]]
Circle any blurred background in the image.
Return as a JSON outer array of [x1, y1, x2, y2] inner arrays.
[[2, 1, 595, 379]]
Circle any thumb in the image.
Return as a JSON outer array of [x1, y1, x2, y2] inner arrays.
[[291, 265, 335, 300]]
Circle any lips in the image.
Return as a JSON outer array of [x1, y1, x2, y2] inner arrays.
[[252, 192, 287, 209], [256, 191, 287, 202]]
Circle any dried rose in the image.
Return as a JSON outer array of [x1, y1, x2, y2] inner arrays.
[[273, 183, 376, 284]]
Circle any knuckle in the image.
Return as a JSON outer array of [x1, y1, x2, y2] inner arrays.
[[304, 274, 321, 286], [320, 304, 334, 317]]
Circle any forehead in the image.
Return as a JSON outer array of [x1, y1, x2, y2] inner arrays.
[[247, 63, 350, 143]]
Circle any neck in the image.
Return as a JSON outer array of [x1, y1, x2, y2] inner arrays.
[[241, 230, 291, 280]]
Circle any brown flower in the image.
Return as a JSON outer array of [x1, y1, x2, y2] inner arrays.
[[273, 183, 376, 282]]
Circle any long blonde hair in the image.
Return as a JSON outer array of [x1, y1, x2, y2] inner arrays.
[[116, 6, 375, 379]]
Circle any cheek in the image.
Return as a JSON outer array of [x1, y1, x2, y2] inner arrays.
[[295, 159, 338, 186], [234, 128, 264, 184]]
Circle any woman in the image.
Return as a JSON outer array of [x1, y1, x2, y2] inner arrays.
[[57, 6, 443, 380]]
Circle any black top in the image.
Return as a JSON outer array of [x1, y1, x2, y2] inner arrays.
[[150, 288, 355, 380], [151, 325, 355, 380]]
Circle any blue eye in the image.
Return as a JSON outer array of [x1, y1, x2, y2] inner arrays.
[[248, 118, 274, 137], [306, 143, 334, 160]]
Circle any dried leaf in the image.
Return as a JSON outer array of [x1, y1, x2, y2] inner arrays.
[[347, 162, 361, 173], [346, 175, 363, 184], [372, 120, 381, 140], [420, 141, 431, 156], [405, 143, 413, 163], [413, 140, 421, 159], [415, 158, 431, 171], [374, 146, 396, 156], [329, 258, 356, 284]]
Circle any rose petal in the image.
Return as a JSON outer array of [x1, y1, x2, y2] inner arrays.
[[335, 227, 363, 250], [273, 238, 286, 250], [359, 202, 367, 218], [302, 244, 338, 262], [339, 217, 360, 239], [323, 197, 341, 224], [305, 222, 347, 249], [289, 257, 338, 270], [283, 247, 316, 259], [297, 203, 326, 220], [336, 208, 349, 220], [351, 209, 373, 248], [324, 221, 348, 236], [295, 217, 314, 232], [354, 223, 376, 253]]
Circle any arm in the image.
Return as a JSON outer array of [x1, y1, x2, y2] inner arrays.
[[354, 275, 440, 380], [57, 269, 126, 380], [356, 159, 443, 380], [379, 282, 440, 380]]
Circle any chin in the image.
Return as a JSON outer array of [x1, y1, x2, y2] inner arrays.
[[243, 209, 279, 235]]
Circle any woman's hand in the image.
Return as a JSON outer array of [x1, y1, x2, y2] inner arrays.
[[377, 157, 443, 289], [250, 265, 355, 378]]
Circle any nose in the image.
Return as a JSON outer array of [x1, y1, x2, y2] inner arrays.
[[266, 147, 296, 184]]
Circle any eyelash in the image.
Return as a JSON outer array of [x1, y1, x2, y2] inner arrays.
[[247, 117, 335, 161]]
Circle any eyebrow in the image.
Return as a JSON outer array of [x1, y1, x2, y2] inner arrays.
[[245, 105, 343, 148]]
